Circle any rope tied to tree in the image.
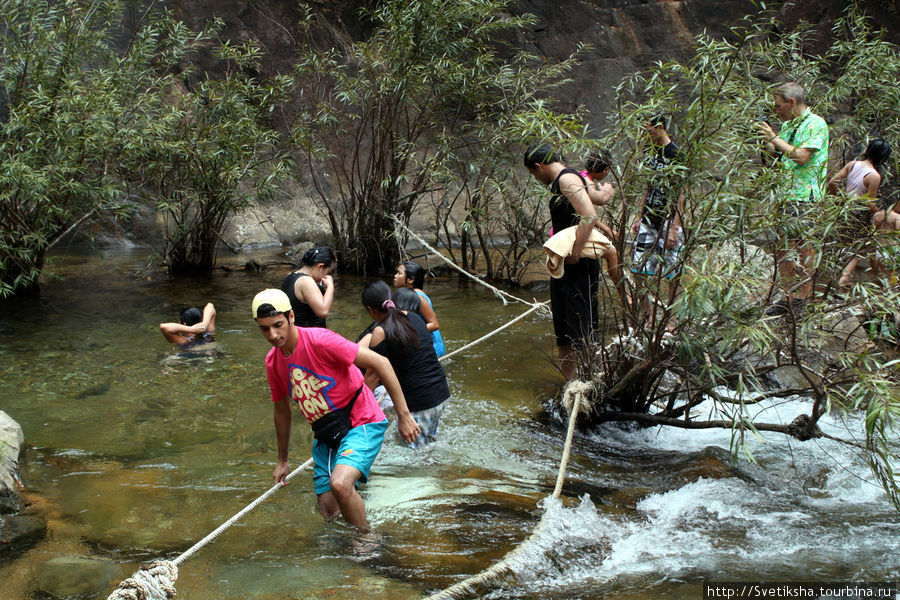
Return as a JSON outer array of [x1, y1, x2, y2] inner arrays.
[[390, 214, 551, 353], [560, 380, 592, 417], [439, 301, 549, 362], [391, 215, 539, 308], [554, 380, 590, 499]]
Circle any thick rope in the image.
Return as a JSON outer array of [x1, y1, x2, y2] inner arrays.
[[391, 215, 536, 307], [107, 229, 563, 599], [173, 458, 314, 565], [439, 301, 549, 363], [105, 561, 177, 600], [106, 458, 314, 600], [553, 381, 590, 499], [422, 380, 590, 600]]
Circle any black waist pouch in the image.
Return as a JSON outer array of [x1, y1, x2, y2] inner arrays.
[[311, 386, 362, 449]]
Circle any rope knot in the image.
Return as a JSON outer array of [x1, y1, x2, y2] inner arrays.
[[561, 380, 593, 415], [107, 560, 178, 600]]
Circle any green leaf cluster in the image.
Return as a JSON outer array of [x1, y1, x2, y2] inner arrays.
[[0, 0, 134, 294], [587, 4, 900, 508], [0, 0, 292, 290]]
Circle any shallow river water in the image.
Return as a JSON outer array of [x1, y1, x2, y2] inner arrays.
[[0, 247, 897, 600]]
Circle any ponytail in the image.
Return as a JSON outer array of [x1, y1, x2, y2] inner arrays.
[[361, 280, 419, 351], [300, 245, 336, 268]]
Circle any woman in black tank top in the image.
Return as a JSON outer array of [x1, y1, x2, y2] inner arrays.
[[280, 246, 336, 328], [358, 280, 450, 447]]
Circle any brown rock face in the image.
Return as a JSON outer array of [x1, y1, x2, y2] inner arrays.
[[517, 0, 755, 122], [514, 0, 900, 130], [168, 0, 900, 133]]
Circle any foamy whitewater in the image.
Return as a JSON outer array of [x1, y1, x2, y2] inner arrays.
[[368, 393, 898, 599]]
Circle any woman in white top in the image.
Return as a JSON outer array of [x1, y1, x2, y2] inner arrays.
[[828, 139, 892, 289]]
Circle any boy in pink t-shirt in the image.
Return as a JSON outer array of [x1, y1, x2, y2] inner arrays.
[[253, 289, 420, 531]]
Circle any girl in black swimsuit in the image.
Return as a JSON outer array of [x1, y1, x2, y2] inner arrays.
[[281, 246, 336, 328]]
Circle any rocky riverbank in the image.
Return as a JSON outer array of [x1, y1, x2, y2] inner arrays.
[[0, 411, 47, 562]]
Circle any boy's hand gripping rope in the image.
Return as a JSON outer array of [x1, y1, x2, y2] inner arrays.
[[391, 215, 538, 308]]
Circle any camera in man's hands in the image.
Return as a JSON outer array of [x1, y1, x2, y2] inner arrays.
[[746, 115, 771, 144]]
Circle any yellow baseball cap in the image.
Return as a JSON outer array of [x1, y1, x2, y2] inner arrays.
[[251, 289, 292, 318]]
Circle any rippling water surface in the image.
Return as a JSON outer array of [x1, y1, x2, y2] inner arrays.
[[0, 247, 897, 600]]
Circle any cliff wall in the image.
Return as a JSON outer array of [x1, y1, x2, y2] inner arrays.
[[169, 0, 900, 131], [121, 0, 900, 250]]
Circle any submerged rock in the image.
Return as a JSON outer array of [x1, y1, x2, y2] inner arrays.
[[802, 306, 871, 370], [74, 383, 111, 399], [524, 279, 551, 293], [33, 555, 120, 598], [770, 365, 818, 391], [0, 514, 47, 561], [670, 446, 750, 482]]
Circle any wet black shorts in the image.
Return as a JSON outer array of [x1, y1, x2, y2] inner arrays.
[[549, 257, 600, 348]]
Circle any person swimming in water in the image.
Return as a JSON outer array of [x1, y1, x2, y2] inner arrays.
[[159, 303, 216, 351]]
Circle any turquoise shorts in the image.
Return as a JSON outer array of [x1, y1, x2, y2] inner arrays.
[[312, 419, 387, 495]]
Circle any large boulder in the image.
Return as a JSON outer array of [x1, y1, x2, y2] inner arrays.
[[223, 191, 332, 250], [798, 306, 872, 375], [0, 411, 24, 514], [0, 412, 45, 563]]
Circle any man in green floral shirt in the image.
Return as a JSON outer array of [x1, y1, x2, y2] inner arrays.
[[757, 82, 829, 317]]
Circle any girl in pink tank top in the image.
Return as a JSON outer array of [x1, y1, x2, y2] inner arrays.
[[827, 139, 893, 289]]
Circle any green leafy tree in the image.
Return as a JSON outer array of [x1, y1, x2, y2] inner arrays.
[[0, 0, 292, 290], [132, 36, 294, 275], [292, 0, 585, 276], [572, 7, 900, 508], [0, 0, 141, 295]]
